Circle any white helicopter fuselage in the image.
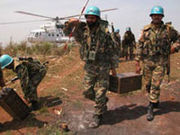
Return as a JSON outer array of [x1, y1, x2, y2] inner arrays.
[[27, 22, 74, 43]]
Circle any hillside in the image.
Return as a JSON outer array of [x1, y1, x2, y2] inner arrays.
[[0, 46, 180, 135]]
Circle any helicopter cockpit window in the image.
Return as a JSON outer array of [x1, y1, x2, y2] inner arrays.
[[56, 24, 64, 29], [59, 31, 63, 36]]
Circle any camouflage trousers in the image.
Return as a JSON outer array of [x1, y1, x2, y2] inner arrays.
[[84, 63, 109, 115], [128, 46, 134, 59], [21, 69, 47, 102], [143, 63, 165, 103]]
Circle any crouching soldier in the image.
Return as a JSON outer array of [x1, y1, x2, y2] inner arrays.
[[0, 54, 47, 110]]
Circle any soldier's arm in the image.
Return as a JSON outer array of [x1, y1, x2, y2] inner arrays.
[[169, 27, 180, 53], [135, 41, 144, 60], [66, 19, 86, 44], [107, 34, 119, 70], [135, 31, 145, 74], [15, 64, 29, 90], [132, 34, 136, 48], [0, 68, 5, 87]]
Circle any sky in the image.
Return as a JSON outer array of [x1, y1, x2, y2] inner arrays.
[[0, 0, 180, 46]]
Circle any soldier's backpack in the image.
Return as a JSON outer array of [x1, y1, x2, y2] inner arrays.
[[16, 57, 47, 76]]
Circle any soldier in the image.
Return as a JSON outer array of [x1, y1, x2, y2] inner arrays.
[[67, 6, 119, 128], [135, 6, 180, 121], [111, 25, 121, 57], [122, 27, 136, 60], [0, 54, 47, 110]]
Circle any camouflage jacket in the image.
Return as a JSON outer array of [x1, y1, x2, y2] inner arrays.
[[71, 20, 119, 69], [111, 33, 121, 45], [122, 32, 135, 47], [136, 22, 180, 64], [15, 59, 47, 89]]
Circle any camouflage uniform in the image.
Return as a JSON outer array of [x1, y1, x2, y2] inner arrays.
[[99, 19, 109, 33], [15, 58, 47, 102], [122, 31, 136, 60], [136, 22, 180, 103], [71, 20, 119, 116], [111, 32, 121, 57]]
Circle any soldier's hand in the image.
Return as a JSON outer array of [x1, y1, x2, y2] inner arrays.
[[135, 61, 141, 74], [111, 68, 117, 76], [171, 43, 180, 54], [68, 18, 79, 25], [136, 66, 141, 74]]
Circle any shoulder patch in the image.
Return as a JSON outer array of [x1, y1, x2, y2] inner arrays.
[[143, 24, 151, 31]]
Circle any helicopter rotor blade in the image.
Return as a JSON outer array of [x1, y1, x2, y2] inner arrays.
[[14, 8, 118, 22], [58, 14, 84, 20], [101, 8, 118, 12], [15, 11, 54, 19], [57, 8, 118, 20], [0, 19, 50, 25]]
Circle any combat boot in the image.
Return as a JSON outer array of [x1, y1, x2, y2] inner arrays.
[[88, 114, 102, 128], [30, 100, 40, 111], [147, 102, 154, 121], [83, 90, 95, 101]]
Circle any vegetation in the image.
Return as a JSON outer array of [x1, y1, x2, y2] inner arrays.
[[1, 41, 76, 57]]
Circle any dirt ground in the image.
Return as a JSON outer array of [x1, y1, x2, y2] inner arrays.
[[0, 47, 180, 135]]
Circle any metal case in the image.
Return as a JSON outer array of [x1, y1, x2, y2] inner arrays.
[[109, 72, 142, 94], [0, 88, 30, 120]]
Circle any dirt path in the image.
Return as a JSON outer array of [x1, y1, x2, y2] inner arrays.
[[0, 48, 180, 135]]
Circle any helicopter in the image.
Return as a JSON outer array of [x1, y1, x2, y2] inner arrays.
[[26, 21, 73, 43], [14, 11, 81, 43], [0, 8, 118, 44]]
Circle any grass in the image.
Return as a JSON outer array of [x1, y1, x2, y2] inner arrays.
[[2, 41, 74, 57], [36, 120, 72, 135]]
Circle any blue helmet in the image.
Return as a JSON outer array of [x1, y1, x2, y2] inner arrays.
[[150, 6, 164, 16], [0, 54, 13, 69], [115, 29, 120, 33], [85, 6, 100, 18], [126, 27, 131, 32]]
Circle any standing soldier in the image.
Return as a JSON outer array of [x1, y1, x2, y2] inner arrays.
[[135, 6, 180, 121], [122, 27, 136, 60], [67, 6, 119, 128], [0, 54, 47, 110], [111, 24, 121, 58]]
